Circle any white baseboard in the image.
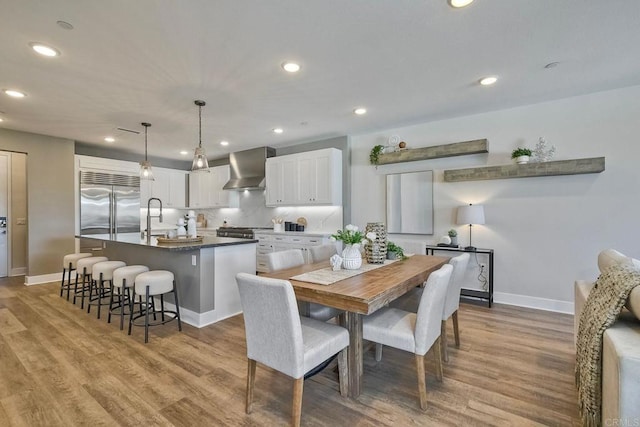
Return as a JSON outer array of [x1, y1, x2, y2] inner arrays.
[[157, 299, 241, 329], [25, 272, 63, 286], [494, 292, 574, 314]]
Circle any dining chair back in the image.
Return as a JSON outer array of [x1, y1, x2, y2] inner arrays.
[[308, 244, 338, 263], [266, 248, 342, 322], [266, 249, 305, 272], [236, 273, 349, 426]]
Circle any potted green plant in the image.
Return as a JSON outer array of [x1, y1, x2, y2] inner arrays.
[[386, 241, 406, 260], [447, 229, 458, 246], [511, 147, 533, 164], [369, 144, 385, 166]]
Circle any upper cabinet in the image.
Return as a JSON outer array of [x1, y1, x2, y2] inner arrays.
[[266, 148, 342, 207], [140, 167, 187, 208], [188, 165, 239, 208]]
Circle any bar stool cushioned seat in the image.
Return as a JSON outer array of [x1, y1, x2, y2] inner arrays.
[[129, 270, 182, 343], [89, 261, 126, 319], [109, 265, 149, 330], [60, 253, 92, 301], [74, 256, 108, 309]]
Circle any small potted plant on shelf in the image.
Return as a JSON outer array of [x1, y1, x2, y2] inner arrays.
[[447, 229, 458, 246], [511, 148, 533, 164], [369, 144, 385, 166], [386, 241, 406, 260]]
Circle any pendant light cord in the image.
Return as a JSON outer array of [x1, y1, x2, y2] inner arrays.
[[141, 122, 151, 161], [198, 104, 203, 149]]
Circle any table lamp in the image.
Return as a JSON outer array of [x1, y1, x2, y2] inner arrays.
[[456, 204, 485, 251]]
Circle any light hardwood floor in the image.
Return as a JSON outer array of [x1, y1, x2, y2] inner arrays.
[[0, 276, 579, 426]]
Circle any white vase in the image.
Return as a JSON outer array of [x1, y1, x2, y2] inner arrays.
[[516, 155, 530, 164], [342, 244, 362, 270]]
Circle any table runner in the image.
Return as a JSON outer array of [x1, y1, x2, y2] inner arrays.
[[291, 259, 399, 285]]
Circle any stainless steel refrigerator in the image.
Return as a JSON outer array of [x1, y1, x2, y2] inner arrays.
[[80, 171, 140, 237]]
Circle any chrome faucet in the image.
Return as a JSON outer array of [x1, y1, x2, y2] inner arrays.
[[146, 197, 163, 244]]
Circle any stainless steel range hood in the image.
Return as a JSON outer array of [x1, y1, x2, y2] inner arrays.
[[223, 146, 276, 190]]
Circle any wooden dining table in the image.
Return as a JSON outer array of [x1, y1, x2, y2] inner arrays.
[[262, 254, 449, 398]]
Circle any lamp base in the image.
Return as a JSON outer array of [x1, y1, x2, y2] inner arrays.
[[464, 246, 477, 251]]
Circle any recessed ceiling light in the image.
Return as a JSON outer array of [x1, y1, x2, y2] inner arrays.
[[479, 76, 498, 86], [56, 20, 74, 30], [4, 89, 26, 98], [354, 107, 367, 115], [180, 150, 189, 155], [0, 117, 4, 123], [220, 141, 229, 146], [104, 137, 115, 143], [273, 128, 284, 134], [544, 61, 560, 69], [282, 62, 301, 73], [29, 42, 60, 57], [448, 0, 474, 8]]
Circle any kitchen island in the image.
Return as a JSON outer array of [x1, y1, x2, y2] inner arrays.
[[78, 234, 256, 328]]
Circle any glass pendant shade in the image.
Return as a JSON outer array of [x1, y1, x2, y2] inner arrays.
[[140, 122, 155, 180], [140, 160, 154, 180], [191, 145, 210, 171], [191, 100, 211, 172]]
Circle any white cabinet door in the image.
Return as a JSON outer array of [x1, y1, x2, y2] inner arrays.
[[189, 166, 238, 208], [266, 157, 297, 206], [168, 170, 187, 208]]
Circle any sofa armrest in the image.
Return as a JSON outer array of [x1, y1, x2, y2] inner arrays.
[[575, 280, 595, 343]]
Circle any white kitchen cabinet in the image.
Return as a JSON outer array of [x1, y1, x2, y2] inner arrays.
[[141, 167, 187, 208], [265, 148, 342, 207], [254, 232, 331, 272], [188, 165, 239, 208], [265, 156, 297, 206]]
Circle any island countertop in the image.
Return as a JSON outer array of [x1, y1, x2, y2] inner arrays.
[[78, 233, 257, 251]]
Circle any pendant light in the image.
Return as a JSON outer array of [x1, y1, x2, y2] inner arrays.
[[140, 122, 154, 180], [191, 100, 210, 172]]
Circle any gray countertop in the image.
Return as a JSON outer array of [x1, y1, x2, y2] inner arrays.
[[78, 233, 257, 252]]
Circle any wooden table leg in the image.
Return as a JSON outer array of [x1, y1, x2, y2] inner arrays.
[[344, 311, 363, 398]]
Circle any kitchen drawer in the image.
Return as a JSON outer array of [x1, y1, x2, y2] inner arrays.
[[254, 233, 272, 241]]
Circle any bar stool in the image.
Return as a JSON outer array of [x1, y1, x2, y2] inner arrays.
[[129, 270, 182, 343], [109, 265, 149, 330], [74, 256, 109, 309], [60, 253, 92, 301], [88, 261, 126, 319]]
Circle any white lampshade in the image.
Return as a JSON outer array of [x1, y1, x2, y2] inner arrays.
[[456, 204, 485, 225]]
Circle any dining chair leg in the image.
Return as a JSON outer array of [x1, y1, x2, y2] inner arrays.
[[452, 310, 460, 347], [434, 337, 443, 382], [246, 359, 256, 414], [415, 354, 428, 411], [337, 348, 348, 397], [144, 286, 150, 344], [441, 320, 449, 363], [292, 377, 304, 427], [375, 343, 383, 362]]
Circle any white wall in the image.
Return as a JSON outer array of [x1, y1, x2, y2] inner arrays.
[[351, 85, 640, 313]]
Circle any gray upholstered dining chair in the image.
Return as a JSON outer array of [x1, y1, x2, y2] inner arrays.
[[390, 253, 470, 362], [363, 263, 453, 410], [308, 244, 338, 263], [235, 273, 349, 427], [266, 249, 342, 322], [441, 253, 470, 362]]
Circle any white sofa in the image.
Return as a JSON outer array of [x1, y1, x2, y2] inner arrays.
[[574, 249, 640, 423]]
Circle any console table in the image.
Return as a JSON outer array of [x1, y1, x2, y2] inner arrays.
[[425, 245, 494, 307]]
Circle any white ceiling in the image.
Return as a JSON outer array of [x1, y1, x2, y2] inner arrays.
[[1, 0, 639, 161]]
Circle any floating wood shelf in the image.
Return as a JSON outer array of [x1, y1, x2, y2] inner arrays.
[[377, 138, 488, 165], [443, 157, 605, 182]]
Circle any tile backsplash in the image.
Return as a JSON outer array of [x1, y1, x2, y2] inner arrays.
[[143, 191, 344, 233]]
